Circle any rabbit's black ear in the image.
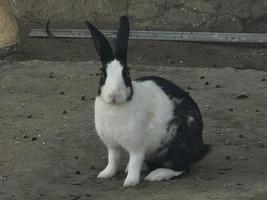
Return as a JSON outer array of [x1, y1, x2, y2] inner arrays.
[[85, 20, 114, 65], [115, 16, 129, 67]]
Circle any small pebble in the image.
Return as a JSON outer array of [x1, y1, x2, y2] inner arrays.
[[90, 165, 96, 170], [236, 183, 243, 186], [76, 170, 81, 175], [49, 73, 55, 78], [262, 78, 266, 82], [75, 156, 79, 160], [255, 109, 260, 113], [91, 97, 95, 101], [225, 155, 231, 160], [238, 134, 244, 138], [236, 94, 249, 99], [205, 81, 209, 85], [27, 114, 32, 119], [200, 76, 205, 79], [95, 73, 100, 76], [81, 95, 86, 100], [215, 84, 221, 88], [219, 167, 232, 171], [228, 108, 234, 112], [31, 137, 37, 141], [0, 176, 8, 181], [62, 110, 67, 114], [60, 91, 65, 95], [23, 135, 28, 139]]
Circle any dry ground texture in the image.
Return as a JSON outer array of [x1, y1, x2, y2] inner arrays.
[[0, 60, 266, 200]]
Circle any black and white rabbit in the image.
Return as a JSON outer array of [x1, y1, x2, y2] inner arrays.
[[85, 16, 210, 187]]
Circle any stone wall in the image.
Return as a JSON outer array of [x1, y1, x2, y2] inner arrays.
[[12, 0, 267, 32]]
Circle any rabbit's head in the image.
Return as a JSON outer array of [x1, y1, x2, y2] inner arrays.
[[86, 16, 133, 104]]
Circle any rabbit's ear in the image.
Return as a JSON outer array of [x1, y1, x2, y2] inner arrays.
[[85, 20, 114, 65], [115, 16, 129, 67]]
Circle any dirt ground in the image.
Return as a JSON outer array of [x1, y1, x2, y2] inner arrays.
[[0, 56, 267, 199]]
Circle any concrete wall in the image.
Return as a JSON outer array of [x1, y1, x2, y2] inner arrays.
[[12, 0, 267, 33]]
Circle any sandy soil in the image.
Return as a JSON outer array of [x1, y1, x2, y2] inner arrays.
[[0, 60, 266, 200]]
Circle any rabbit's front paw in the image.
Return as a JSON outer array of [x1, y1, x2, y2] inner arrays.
[[97, 168, 116, 179], [123, 176, 139, 187]]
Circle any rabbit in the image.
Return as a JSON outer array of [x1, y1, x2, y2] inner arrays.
[[85, 16, 210, 187]]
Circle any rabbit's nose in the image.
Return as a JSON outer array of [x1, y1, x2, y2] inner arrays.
[[108, 93, 121, 99]]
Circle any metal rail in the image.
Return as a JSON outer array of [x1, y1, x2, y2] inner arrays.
[[29, 28, 267, 44]]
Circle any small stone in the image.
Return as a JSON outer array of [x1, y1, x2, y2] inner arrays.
[[90, 165, 96, 170], [62, 110, 67, 114], [236, 183, 242, 186], [255, 109, 260, 113], [31, 137, 37, 141], [215, 85, 221, 88], [60, 91, 65, 95], [81, 95, 86, 100], [179, 60, 184, 64], [205, 81, 209, 85], [219, 167, 232, 171], [228, 108, 234, 112], [236, 94, 249, 99], [200, 76, 205, 79], [85, 194, 91, 197], [238, 134, 244, 138], [91, 97, 95, 101], [71, 181, 81, 185], [27, 114, 32, 119], [23, 135, 28, 139], [95, 73, 100, 76], [261, 78, 266, 82], [48, 72, 55, 78], [0, 176, 8, 181], [75, 156, 79, 160], [76, 170, 81, 175], [225, 155, 231, 160]]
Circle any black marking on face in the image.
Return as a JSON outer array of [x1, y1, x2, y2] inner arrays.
[[122, 66, 133, 101], [98, 67, 107, 96]]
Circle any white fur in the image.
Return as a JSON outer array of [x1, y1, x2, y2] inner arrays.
[[144, 168, 184, 182], [100, 60, 131, 104], [95, 77, 175, 186]]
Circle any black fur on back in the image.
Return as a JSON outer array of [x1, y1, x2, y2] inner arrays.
[[136, 76, 210, 172]]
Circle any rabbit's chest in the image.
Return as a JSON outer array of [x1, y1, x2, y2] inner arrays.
[[94, 97, 145, 146]]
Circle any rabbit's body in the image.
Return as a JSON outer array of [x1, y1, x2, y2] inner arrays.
[[86, 16, 209, 187], [95, 77, 175, 159]]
